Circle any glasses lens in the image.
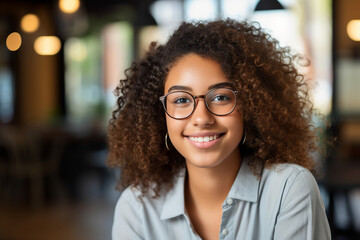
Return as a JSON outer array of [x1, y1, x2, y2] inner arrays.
[[165, 91, 194, 119], [205, 88, 236, 115]]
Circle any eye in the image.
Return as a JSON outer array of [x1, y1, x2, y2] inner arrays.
[[166, 92, 194, 106], [206, 88, 235, 104], [174, 97, 192, 104], [212, 95, 231, 102]]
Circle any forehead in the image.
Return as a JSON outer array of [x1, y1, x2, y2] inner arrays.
[[164, 53, 229, 94]]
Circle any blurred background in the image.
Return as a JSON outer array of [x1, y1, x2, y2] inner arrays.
[[0, 0, 359, 239]]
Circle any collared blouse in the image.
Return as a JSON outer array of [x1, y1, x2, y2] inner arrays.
[[112, 160, 331, 239]]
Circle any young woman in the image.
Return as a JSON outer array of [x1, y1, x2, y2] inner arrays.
[[108, 19, 331, 240]]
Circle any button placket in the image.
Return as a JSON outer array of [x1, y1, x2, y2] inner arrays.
[[219, 198, 235, 239], [226, 198, 233, 205]]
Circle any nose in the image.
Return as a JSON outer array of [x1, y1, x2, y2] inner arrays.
[[191, 99, 215, 127]]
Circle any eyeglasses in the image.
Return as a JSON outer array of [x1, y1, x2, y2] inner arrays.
[[159, 88, 238, 119]]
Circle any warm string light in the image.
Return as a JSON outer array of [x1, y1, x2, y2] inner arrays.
[[5, 14, 62, 55], [6, 8, 71, 55], [34, 36, 62, 55], [6, 32, 22, 51], [347, 19, 360, 41], [7, 1, 80, 54], [59, 0, 80, 14], [21, 14, 40, 33]]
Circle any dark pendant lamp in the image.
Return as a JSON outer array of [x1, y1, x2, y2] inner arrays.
[[254, 0, 285, 11], [134, 2, 157, 27]]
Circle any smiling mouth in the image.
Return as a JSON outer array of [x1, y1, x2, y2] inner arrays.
[[188, 134, 222, 143]]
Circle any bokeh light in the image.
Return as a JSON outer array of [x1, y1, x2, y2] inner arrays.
[[59, 0, 80, 14], [6, 32, 22, 51], [34, 36, 62, 55], [65, 38, 87, 61], [20, 13, 40, 33], [347, 19, 360, 41]]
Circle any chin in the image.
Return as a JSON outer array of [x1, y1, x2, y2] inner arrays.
[[185, 155, 224, 169]]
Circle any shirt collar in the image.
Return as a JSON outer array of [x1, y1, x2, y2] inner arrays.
[[160, 157, 260, 220], [160, 169, 187, 220], [227, 157, 260, 203]]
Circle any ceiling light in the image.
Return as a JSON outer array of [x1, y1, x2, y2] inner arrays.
[[255, 0, 285, 11]]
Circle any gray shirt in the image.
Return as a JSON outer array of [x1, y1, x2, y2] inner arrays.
[[112, 160, 331, 239]]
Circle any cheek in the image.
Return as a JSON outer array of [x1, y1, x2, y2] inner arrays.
[[165, 116, 188, 153], [165, 115, 173, 132], [228, 113, 244, 141], [166, 116, 183, 137]]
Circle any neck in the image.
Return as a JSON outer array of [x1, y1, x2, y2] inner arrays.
[[185, 150, 242, 207]]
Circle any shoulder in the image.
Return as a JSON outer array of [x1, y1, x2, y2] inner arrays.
[[259, 163, 326, 219], [116, 186, 144, 209], [263, 164, 331, 239], [112, 185, 168, 239], [113, 169, 186, 223], [260, 163, 320, 203], [262, 163, 316, 186], [113, 186, 143, 225], [115, 184, 166, 214]]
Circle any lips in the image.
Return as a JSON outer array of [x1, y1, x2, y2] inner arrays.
[[185, 133, 224, 149], [188, 134, 220, 143]]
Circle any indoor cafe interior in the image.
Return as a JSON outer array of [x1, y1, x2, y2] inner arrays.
[[0, 0, 360, 239]]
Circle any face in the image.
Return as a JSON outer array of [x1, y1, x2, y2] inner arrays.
[[164, 53, 244, 170]]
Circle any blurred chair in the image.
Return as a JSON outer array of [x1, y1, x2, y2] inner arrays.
[[0, 126, 64, 207], [0, 140, 9, 201]]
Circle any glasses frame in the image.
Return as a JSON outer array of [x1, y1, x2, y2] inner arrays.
[[159, 88, 238, 120]]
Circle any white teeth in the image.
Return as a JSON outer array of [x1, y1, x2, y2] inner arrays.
[[189, 134, 219, 143]]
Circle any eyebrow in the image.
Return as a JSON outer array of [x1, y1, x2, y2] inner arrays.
[[168, 85, 192, 92], [167, 82, 235, 93], [208, 82, 235, 90]]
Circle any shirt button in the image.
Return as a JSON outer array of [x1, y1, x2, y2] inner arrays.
[[226, 198, 233, 205], [222, 229, 228, 236]]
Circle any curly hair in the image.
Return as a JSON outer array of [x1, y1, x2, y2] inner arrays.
[[107, 19, 318, 196]]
